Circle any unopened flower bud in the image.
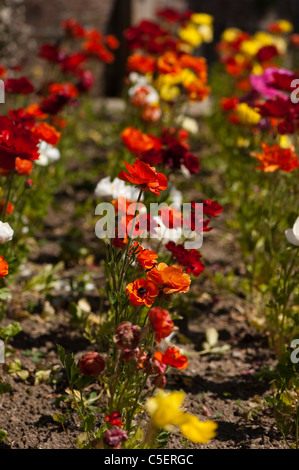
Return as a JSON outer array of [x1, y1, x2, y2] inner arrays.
[[113, 321, 141, 350], [25, 179, 33, 189], [78, 351, 105, 376], [152, 374, 166, 389]]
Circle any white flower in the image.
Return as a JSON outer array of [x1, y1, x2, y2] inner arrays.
[[36, 141, 61, 166], [285, 216, 299, 246], [169, 185, 183, 206], [153, 215, 182, 243], [0, 221, 14, 244], [95, 176, 142, 201], [128, 83, 159, 105], [128, 72, 149, 85], [176, 115, 199, 134]]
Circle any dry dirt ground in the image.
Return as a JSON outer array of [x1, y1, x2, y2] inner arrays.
[[0, 117, 286, 449]]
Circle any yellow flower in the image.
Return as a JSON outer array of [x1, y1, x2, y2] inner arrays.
[[180, 68, 198, 86], [146, 391, 187, 428], [191, 13, 213, 26], [278, 135, 293, 149], [179, 25, 202, 48], [159, 85, 180, 102], [277, 19, 293, 34], [221, 28, 242, 43], [236, 103, 261, 125], [180, 414, 218, 444], [240, 39, 260, 56], [198, 25, 213, 43], [251, 62, 263, 75], [146, 391, 217, 444]]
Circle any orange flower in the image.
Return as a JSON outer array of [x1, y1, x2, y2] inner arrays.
[[251, 142, 299, 172], [179, 55, 208, 83], [48, 82, 78, 98], [141, 105, 162, 122], [148, 307, 174, 342], [130, 242, 158, 270], [127, 54, 155, 74], [154, 346, 188, 370], [118, 158, 167, 196], [33, 122, 61, 145], [147, 263, 191, 294], [15, 157, 33, 176], [184, 80, 210, 102], [25, 103, 48, 120], [121, 126, 161, 155], [157, 51, 182, 75], [126, 278, 159, 307], [105, 35, 120, 50], [0, 200, 14, 215], [0, 256, 9, 278]]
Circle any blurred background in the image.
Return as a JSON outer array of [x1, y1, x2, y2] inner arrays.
[[1, 0, 299, 96]]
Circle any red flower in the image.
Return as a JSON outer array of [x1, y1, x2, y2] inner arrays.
[[118, 158, 167, 196], [203, 199, 223, 218], [256, 45, 278, 62], [154, 346, 188, 370], [165, 242, 205, 277], [121, 127, 161, 155], [148, 307, 174, 342], [251, 142, 299, 172], [0, 256, 9, 279], [105, 412, 123, 428], [15, 157, 33, 176], [78, 351, 105, 376], [61, 19, 86, 38], [221, 97, 238, 112], [5, 77, 34, 95], [126, 278, 159, 307], [0, 115, 39, 173], [33, 122, 61, 145]]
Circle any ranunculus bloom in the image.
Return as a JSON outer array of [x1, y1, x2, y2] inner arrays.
[[105, 412, 123, 427], [147, 263, 191, 294], [103, 428, 128, 448], [113, 321, 141, 351], [203, 199, 223, 218], [126, 278, 159, 307], [0, 200, 13, 215], [285, 216, 299, 246], [0, 256, 8, 278], [15, 157, 33, 175], [118, 158, 167, 196], [165, 242, 205, 277], [5, 77, 34, 94], [121, 127, 161, 155], [251, 142, 299, 172], [33, 122, 61, 145], [78, 351, 105, 376], [148, 307, 174, 342], [154, 346, 188, 370], [130, 242, 158, 270], [127, 54, 156, 74], [0, 115, 39, 172], [0, 221, 14, 244]]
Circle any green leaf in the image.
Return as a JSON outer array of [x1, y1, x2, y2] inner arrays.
[[0, 429, 7, 441], [53, 414, 67, 424], [0, 382, 11, 394], [57, 344, 66, 365], [0, 322, 22, 341], [83, 413, 96, 432]]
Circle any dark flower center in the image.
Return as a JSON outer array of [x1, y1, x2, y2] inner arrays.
[[137, 287, 147, 298]]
